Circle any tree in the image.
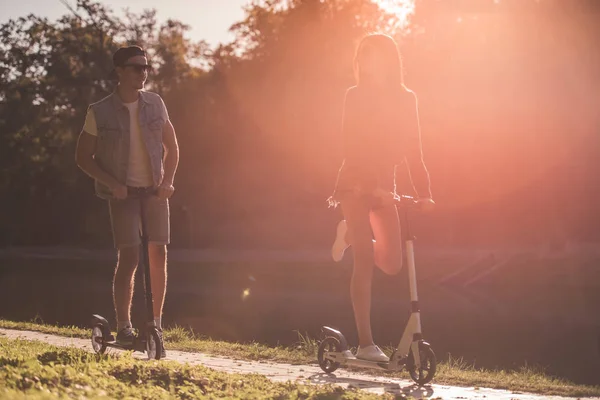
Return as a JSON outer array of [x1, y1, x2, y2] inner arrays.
[[0, 0, 213, 245], [1, 0, 598, 247]]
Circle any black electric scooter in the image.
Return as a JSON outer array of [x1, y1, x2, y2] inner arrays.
[[90, 188, 163, 360]]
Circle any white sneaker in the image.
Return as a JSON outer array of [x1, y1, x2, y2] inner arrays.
[[356, 345, 389, 362], [341, 349, 356, 359], [331, 220, 350, 262]]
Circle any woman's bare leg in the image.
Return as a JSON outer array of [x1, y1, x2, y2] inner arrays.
[[341, 196, 376, 347], [370, 204, 403, 275]]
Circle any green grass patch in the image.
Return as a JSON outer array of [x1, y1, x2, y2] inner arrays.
[[0, 337, 392, 399], [0, 319, 314, 364], [0, 318, 89, 340], [1, 319, 599, 397], [432, 355, 599, 398]]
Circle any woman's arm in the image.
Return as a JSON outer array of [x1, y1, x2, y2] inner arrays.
[[403, 89, 432, 199], [328, 87, 358, 206]]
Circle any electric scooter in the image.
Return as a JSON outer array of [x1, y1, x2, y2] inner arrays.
[[317, 194, 436, 385], [90, 187, 164, 360]]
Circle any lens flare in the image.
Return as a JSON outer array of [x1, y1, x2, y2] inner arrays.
[[241, 288, 251, 301]]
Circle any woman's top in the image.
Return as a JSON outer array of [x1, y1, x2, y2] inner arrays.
[[332, 84, 432, 201]]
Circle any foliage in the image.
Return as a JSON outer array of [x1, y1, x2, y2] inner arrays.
[[1, 0, 599, 247]]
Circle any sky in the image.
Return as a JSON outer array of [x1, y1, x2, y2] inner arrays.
[[1, 0, 249, 47]]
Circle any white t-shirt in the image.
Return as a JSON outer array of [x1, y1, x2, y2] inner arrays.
[[83, 101, 155, 187]]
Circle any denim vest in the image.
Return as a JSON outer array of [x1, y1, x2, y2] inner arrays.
[[90, 91, 167, 199]]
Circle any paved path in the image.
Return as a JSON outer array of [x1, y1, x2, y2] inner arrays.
[[0, 328, 592, 400]]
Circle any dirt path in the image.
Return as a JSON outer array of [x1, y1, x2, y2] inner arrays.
[[0, 328, 590, 400]]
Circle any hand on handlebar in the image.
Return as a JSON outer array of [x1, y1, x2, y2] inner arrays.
[[109, 181, 128, 200], [156, 183, 175, 200], [354, 186, 435, 212], [372, 187, 396, 207], [415, 197, 435, 212]]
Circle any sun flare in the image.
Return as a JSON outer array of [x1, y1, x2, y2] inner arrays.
[[375, 0, 416, 28]]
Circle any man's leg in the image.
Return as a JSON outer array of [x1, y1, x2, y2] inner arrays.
[[109, 198, 142, 343], [143, 195, 170, 329], [113, 246, 139, 326], [142, 194, 170, 357], [148, 244, 167, 324]]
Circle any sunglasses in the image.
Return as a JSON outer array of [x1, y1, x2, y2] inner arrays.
[[122, 64, 151, 73]]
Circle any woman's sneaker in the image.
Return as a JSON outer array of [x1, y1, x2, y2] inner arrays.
[[331, 220, 350, 262], [356, 345, 389, 362], [341, 349, 356, 359]]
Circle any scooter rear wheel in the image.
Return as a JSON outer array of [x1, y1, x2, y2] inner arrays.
[[318, 336, 341, 373], [146, 328, 162, 360], [91, 324, 107, 355], [407, 342, 436, 385]]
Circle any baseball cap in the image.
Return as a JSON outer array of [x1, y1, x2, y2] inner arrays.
[[110, 46, 148, 79]]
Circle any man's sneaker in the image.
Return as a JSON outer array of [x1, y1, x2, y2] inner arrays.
[[157, 328, 166, 358], [356, 345, 389, 362], [116, 327, 135, 346], [331, 220, 350, 262]]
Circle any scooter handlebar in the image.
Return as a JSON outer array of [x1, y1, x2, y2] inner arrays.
[[394, 195, 435, 211], [394, 194, 417, 207]]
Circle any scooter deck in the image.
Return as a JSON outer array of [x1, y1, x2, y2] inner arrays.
[[345, 358, 390, 370], [96, 339, 146, 352], [104, 341, 134, 350], [334, 354, 405, 371]]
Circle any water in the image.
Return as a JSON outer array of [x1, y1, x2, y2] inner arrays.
[[1, 250, 599, 385]]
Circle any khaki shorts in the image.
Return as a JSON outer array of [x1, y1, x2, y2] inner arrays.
[[108, 196, 170, 248]]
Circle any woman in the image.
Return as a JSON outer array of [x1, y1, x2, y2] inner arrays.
[[328, 33, 434, 362]]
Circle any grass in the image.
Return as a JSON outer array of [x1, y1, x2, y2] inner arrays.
[[0, 319, 314, 364], [0, 337, 392, 399], [1, 319, 600, 398]]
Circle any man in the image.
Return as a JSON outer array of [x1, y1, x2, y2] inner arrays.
[[75, 46, 179, 356]]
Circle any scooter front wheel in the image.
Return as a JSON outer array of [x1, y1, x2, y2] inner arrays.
[[145, 328, 162, 360], [91, 324, 107, 355], [407, 342, 436, 385], [318, 336, 341, 373]]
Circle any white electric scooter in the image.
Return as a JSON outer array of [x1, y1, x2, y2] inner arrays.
[[317, 194, 436, 386]]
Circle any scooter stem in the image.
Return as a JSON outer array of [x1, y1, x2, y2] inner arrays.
[[402, 208, 418, 304], [406, 239, 419, 303], [395, 208, 423, 358], [139, 196, 156, 325]]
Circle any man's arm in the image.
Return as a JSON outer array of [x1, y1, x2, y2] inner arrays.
[[157, 119, 179, 199], [75, 130, 127, 199]]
